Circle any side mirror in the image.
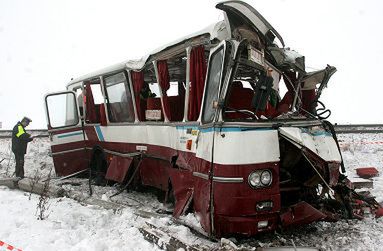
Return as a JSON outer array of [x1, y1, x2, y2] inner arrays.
[[252, 75, 273, 112]]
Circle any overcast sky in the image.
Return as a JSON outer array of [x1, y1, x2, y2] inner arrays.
[[1, 0, 382, 129]]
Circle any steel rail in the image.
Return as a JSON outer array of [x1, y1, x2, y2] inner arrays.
[[333, 124, 383, 134]]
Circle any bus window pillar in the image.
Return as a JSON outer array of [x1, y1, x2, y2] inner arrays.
[[183, 46, 191, 122], [127, 70, 139, 123]]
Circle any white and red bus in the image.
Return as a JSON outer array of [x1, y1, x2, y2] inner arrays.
[[44, 1, 348, 237]]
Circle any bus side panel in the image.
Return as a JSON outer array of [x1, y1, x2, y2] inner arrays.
[[89, 125, 177, 191], [192, 157, 213, 235], [176, 150, 194, 171], [139, 144, 177, 191], [50, 128, 88, 176], [140, 158, 170, 191], [52, 150, 89, 176], [168, 168, 194, 217]]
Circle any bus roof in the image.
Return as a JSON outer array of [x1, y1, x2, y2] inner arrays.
[[66, 20, 228, 87], [66, 0, 288, 87]]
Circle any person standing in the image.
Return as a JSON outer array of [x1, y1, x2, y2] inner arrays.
[[12, 117, 33, 178]]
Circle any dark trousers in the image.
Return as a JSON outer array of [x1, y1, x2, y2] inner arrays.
[[14, 153, 25, 178]]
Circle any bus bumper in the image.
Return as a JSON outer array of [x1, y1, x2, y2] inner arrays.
[[214, 213, 279, 237]]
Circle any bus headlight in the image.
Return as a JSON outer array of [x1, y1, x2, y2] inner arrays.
[[260, 170, 272, 186], [257, 220, 269, 229], [248, 170, 272, 188], [248, 172, 261, 187]]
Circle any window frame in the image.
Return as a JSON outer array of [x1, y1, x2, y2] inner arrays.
[[44, 91, 80, 130], [82, 78, 104, 125], [102, 71, 136, 124], [201, 42, 227, 124]]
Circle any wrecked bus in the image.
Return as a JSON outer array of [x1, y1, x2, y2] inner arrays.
[[43, 1, 376, 237]]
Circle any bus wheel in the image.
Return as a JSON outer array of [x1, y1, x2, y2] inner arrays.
[[92, 152, 107, 186], [163, 181, 175, 212]]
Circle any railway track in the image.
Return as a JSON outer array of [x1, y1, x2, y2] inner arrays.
[[333, 124, 383, 134], [0, 124, 382, 139], [0, 129, 48, 139]]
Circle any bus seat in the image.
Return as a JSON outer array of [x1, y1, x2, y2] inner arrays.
[[226, 82, 254, 119], [276, 91, 293, 115], [147, 97, 162, 110], [168, 96, 184, 121], [256, 101, 278, 118], [147, 97, 163, 120]]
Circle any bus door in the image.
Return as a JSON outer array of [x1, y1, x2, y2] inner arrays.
[[195, 40, 229, 235], [44, 91, 88, 176]]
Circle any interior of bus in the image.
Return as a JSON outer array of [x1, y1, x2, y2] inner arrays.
[[73, 39, 323, 125]]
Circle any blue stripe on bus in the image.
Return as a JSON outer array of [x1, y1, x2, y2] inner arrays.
[[176, 126, 274, 133], [200, 127, 274, 133], [176, 126, 199, 130], [57, 131, 83, 138], [95, 125, 105, 141]]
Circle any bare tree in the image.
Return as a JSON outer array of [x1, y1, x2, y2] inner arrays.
[[5, 142, 13, 177], [36, 168, 52, 220], [29, 169, 41, 200]]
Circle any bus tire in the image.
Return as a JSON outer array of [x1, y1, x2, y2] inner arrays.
[[91, 150, 107, 186]]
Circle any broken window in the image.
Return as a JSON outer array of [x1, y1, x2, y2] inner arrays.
[[166, 82, 179, 97], [166, 81, 186, 121], [104, 72, 135, 123], [145, 80, 163, 121], [223, 45, 281, 121], [131, 51, 191, 122], [160, 55, 187, 122], [131, 65, 164, 122], [84, 79, 105, 124]]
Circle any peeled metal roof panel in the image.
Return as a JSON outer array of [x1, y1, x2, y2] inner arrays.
[[216, 0, 285, 47]]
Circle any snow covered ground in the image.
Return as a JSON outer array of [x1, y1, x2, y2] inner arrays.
[[0, 132, 382, 250], [0, 186, 160, 251], [338, 133, 383, 203]]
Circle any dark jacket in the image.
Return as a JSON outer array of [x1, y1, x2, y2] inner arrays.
[[12, 122, 33, 154]]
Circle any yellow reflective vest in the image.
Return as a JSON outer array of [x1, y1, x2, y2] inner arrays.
[[12, 122, 32, 154]]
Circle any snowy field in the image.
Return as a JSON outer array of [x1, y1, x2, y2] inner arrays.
[[0, 186, 160, 251], [0, 133, 383, 250]]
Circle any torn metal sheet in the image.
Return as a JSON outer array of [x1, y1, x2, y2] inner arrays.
[[301, 65, 337, 91], [105, 156, 133, 183], [216, 0, 285, 47], [168, 168, 195, 218], [279, 127, 342, 162], [280, 201, 327, 228], [268, 47, 305, 72]]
